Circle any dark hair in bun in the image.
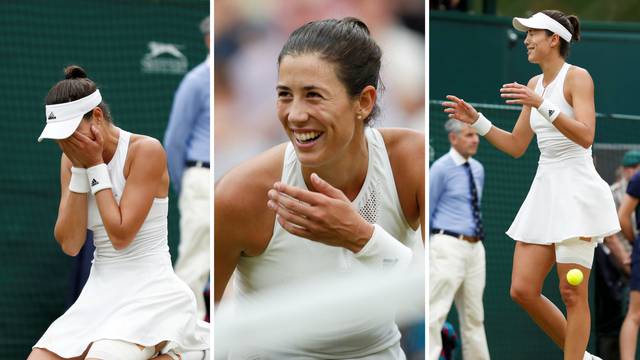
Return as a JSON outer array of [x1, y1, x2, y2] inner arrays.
[[45, 65, 112, 122], [64, 65, 88, 80], [542, 10, 581, 59]]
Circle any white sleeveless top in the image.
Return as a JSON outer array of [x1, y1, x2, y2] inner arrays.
[[87, 128, 170, 263], [506, 63, 620, 243], [531, 62, 591, 164], [34, 128, 209, 357], [234, 127, 420, 358]]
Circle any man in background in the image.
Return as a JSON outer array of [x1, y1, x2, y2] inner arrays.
[[429, 119, 489, 360], [594, 150, 640, 358], [163, 16, 210, 319]]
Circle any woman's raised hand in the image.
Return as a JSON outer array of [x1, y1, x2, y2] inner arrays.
[[500, 82, 542, 108], [57, 140, 83, 167], [57, 125, 104, 168], [442, 95, 479, 124], [266, 173, 374, 253]]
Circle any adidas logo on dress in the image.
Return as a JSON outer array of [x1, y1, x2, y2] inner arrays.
[[91, 179, 99, 187], [48, 112, 56, 120], [549, 109, 555, 117]]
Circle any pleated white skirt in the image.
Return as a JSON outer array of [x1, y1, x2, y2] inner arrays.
[[33, 254, 209, 358], [506, 154, 620, 244]]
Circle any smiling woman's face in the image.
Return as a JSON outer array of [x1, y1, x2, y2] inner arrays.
[[524, 28, 558, 64], [276, 53, 361, 168]]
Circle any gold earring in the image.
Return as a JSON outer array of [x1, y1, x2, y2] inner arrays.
[[357, 114, 362, 120]]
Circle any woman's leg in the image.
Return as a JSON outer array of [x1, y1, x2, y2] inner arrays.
[[510, 241, 567, 348], [556, 262, 591, 360], [620, 291, 640, 360]]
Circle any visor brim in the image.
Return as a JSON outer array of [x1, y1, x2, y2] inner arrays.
[[37, 116, 83, 142], [512, 16, 545, 32]]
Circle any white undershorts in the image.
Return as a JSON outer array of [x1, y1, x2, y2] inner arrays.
[[554, 237, 597, 269], [86, 339, 155, 360]]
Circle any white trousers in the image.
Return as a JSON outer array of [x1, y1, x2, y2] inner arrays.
[[175, 167, 211, 319], [429, 234, 490, 360]]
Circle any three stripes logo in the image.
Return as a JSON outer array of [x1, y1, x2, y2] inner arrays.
[[548, 109, 555, 117], [91, 179, 99, 187], [48, 112, 56, 120]]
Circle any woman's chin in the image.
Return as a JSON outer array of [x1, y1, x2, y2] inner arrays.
[[295, 152, 328, 169], [527, 55, 541, 64]]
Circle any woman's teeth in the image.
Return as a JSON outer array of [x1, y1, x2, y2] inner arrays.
[[295, 131, 321, 142]]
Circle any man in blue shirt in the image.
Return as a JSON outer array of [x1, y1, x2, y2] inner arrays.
[[163, 16, 210, 319], [429, 119, 489, 360]]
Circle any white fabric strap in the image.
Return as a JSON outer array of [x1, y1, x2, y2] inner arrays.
[[87, 163, 112, 195], [44, 90, 101, 125], [471, 113, 493, 136], [537, 99, 561, 123], [68, 167, 89, 193], [354, 224, 412, 270], [555, 237, 597, 269]]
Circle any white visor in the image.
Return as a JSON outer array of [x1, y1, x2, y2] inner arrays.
[[38, 89, 102, 142], [512, 12, 572, 42]]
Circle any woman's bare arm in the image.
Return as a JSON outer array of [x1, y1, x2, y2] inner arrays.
[[443, 76, 537, 158], [53, 154, 89, 256]]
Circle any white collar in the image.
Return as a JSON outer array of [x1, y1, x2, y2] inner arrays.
[[449, 147, 470, 166]]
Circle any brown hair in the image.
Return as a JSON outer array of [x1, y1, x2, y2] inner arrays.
[[541, 10, 581, 58], [45, 65, 112, 122], [278, 17, 383, 124]]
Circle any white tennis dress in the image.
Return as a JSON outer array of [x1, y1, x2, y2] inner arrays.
[[231, 127, 420, 359], [34, 129, 209, 357], [506, 63, 620, 244]]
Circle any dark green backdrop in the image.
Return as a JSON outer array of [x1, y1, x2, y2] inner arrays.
[[0, 1, 208, 358], [430, 11, 640, 115], [431, 11, 640, 360]]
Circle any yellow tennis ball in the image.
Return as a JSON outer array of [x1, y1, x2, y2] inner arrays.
[[567, 269, 584, 286]]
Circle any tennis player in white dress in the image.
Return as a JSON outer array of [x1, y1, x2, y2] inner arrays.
[[29, 65, 209, 360], [443, 10, 619, 360], [216, 18, 424, 359]]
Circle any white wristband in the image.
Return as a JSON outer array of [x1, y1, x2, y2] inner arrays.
[[86, 163, 112, 195], [354, 224, 412, 270], [69, 167, 89, 194], [537, 99, 561, 123], [471, 113, 493, 136]]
